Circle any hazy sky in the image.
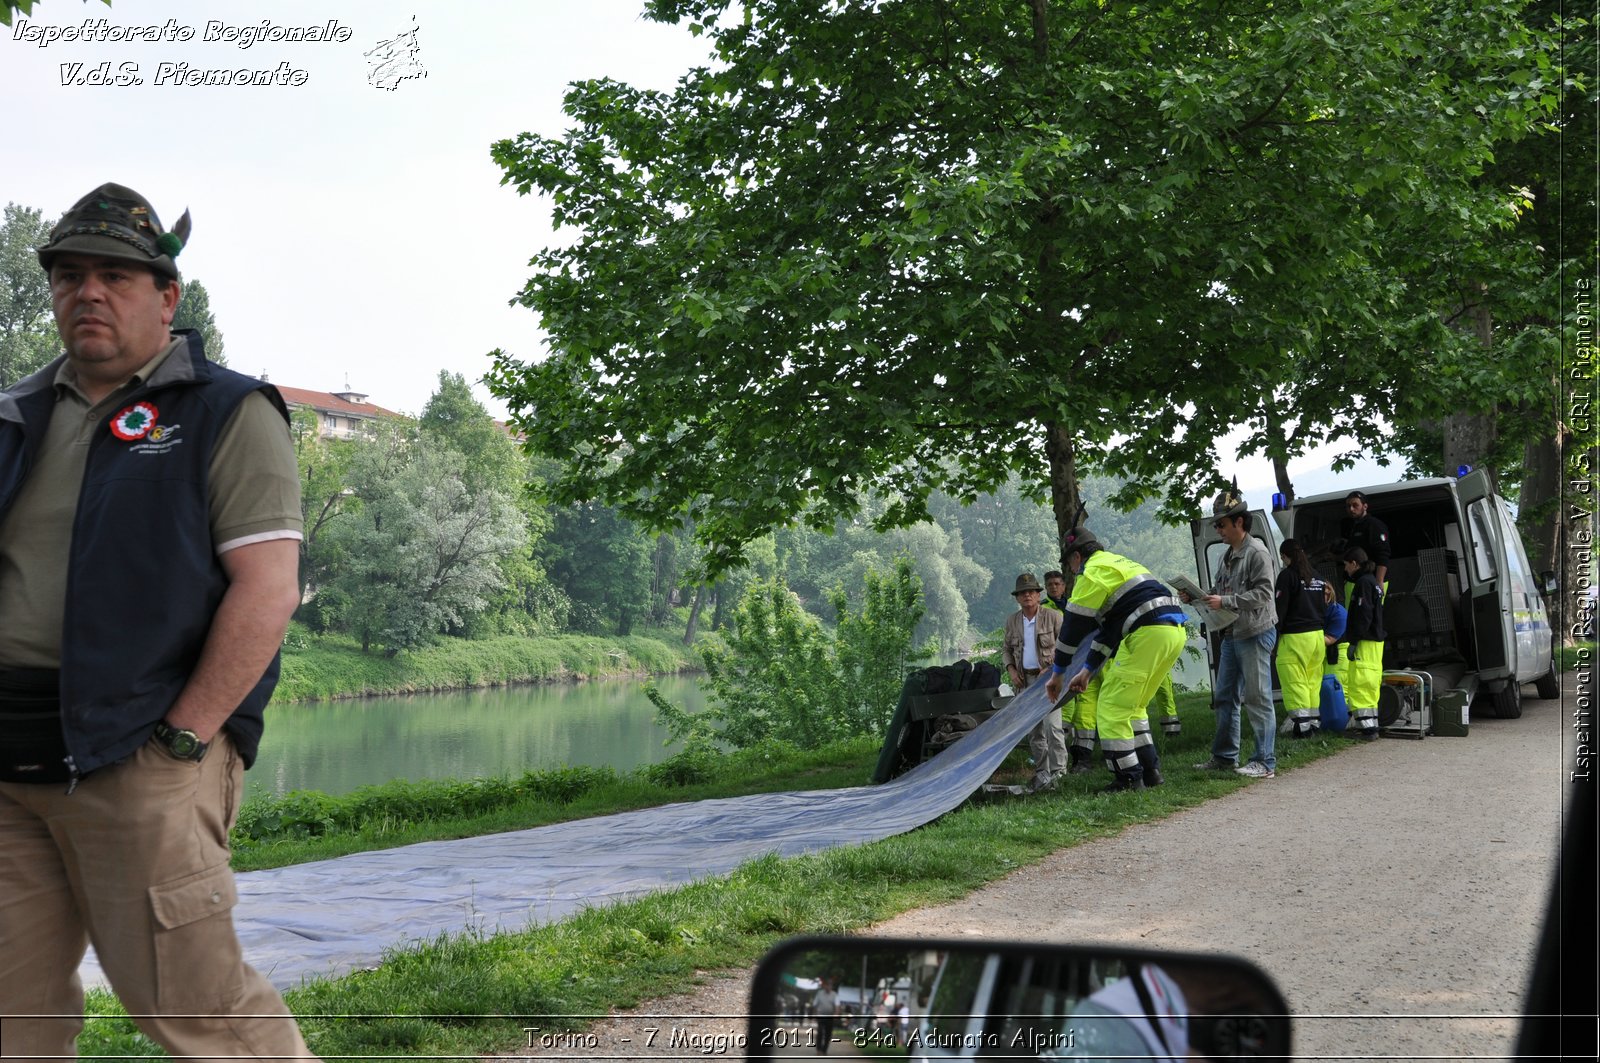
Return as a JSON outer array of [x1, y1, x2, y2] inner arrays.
[[5, 0, 708, 412], [6, 0, 1390, 504]]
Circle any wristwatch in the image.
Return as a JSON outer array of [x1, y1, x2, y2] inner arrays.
[[152, 720, 209, 762]]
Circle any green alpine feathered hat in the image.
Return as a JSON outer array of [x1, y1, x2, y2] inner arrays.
[[36, 182, 190, 280]]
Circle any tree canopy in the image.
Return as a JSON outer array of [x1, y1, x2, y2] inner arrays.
[[0, 203, 57, 388], [490, 0, 1563, 576], [171, 278, 227, 366]]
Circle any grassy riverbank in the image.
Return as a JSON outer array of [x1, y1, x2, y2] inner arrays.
[[229, 740, 875, 871], [274, 621, 700, 702], [80, 691, 1363, 1059]]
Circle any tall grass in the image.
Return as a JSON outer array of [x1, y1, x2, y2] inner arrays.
[[275, 624, 695, 702]]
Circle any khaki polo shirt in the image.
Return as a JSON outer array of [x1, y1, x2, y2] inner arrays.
[[0, 337, 303, 668]]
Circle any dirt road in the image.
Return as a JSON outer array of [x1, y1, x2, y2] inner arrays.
[[516, 677, 1577, 1060]]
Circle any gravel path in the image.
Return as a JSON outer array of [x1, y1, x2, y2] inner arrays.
[[512, 677, 1575, 1061]]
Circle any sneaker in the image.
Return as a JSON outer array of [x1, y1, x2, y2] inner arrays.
[[1235, 761, 1276, 779], [1024, 772, 1057, 794], [1192, 757, 1236, 771]]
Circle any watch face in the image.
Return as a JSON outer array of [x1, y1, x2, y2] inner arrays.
[[157, 724, 204, 760]]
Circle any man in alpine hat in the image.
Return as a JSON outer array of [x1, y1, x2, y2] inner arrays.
[[0, 183, 316, 1058]]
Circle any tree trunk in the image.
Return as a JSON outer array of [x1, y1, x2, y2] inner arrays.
[[1442, 412, 1499, 490], [1045, 422, 1083, 572], [1271, 457, 1295, 506], [683, 584, 707, 645], [710, 582, 728, 631], [1520, 418, 1567, 573], [1442, 291, 1499, 489], [1260, 396, 1296, 506]]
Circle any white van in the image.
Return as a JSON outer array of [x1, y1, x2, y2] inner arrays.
[[1190, 470, 1557, 723]]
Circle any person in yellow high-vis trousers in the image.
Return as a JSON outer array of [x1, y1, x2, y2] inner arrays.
[[1339, 547, 1387, 741], [1275, 540, 1328, 739], [1045, 526, 1188, 793]]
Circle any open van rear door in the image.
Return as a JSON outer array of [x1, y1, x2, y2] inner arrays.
[[1457, 470, 1517, 695]]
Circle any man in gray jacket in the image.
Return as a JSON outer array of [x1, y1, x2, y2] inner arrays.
[[1002, 573, 1066, 791], [1187, 494, 1279, 778]]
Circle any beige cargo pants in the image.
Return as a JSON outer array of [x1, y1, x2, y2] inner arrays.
[[0, 733, 317, 1061]]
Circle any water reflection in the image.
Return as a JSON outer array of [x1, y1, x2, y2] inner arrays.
[[247, 675, 702, 799]]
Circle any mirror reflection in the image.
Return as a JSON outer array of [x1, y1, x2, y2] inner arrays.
[[747, 936, 1289, 1061]]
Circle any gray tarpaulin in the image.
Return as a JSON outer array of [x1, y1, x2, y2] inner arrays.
[[82, 653, 1086, 992]]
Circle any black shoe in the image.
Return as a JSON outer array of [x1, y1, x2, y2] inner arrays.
[[1102, 774, 1146, 794], [1067, 757, 1095, 775], [1143, 766, 1165, 787]]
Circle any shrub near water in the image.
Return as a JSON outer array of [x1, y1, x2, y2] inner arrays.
[[650, 556, 930, 752]]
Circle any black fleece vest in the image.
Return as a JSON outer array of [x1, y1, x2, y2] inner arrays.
[[0, 331, 287, 777]]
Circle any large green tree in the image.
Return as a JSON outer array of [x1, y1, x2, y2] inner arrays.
[[420, 371, 564, 636], [328, 443, 529, 653], [490, 0, 1558, 574], [170, 278, 227, 366], [539, 498, 655, 635], [0, 203, 57, 388]]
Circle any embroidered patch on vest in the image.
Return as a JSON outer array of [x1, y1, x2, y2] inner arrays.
[[109, 402, 159, 440]]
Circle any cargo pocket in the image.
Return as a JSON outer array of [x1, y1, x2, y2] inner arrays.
[[148, 862, 245, 1012]]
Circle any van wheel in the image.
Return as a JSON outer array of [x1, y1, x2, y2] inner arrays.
[[1535, 662, 1560, 701], [1493, 679, 1523, 719]]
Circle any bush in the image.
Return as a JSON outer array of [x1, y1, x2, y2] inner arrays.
[[650, 556, 929, 752], [643, 750, 718, 788]]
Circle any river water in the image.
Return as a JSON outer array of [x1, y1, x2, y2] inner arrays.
[[247, 647, 1213, 801], [246, 674, 705, 800]]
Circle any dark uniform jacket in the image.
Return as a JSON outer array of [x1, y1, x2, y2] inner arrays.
[[0, 332, 286, 779], [1342, 572, 1387, 658], [1274, 571, 1327, 635], [1339, 513, 1392, 571]]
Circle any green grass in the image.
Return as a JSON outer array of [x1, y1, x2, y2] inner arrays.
[[274, 623, 698, 702], [1556, 640, 1594, 673], [78, 693, 1357, 1059], [230, 741, 876, 871]]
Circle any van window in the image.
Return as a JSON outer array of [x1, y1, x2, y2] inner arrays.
[[1466, 499, 1498, 582], [925, 952, 987, 1044], [1497, 500, 1541, 599]]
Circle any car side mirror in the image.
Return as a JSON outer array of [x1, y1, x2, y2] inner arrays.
[[1539, 569, 1557, 595], [745, 934, 1291, 1060]]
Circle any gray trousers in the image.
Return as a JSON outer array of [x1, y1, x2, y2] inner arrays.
[[1020, 668, 1067, 779]]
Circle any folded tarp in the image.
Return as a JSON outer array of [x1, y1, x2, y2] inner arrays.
[[81, 643, 1093, 991]]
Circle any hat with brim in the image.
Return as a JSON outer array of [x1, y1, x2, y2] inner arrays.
[[1012, 572, 1043, 596], [37, 182, 189, 280], [1060, 526, 1101, 558], [1211, 488, 1249, 520]]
